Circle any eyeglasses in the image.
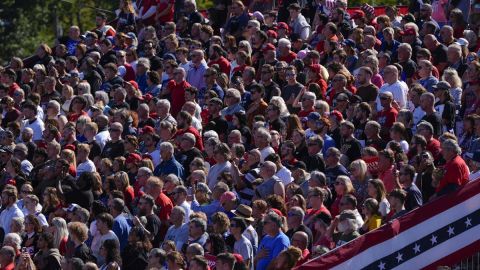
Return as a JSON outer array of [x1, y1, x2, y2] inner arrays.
[[286, 73, 296, 77], [307, 143, 318, 146], [230, 223, 239, 227], [380, 97, 389, 100]]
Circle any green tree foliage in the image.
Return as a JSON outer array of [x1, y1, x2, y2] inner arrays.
[[0, 0, 117, 65]]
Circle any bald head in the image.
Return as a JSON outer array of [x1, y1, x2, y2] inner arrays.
[[424, 34, 438, 50], [292, 231, 309, 250]]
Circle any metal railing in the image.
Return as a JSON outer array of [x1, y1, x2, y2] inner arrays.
[[453, 252, 480, 270]]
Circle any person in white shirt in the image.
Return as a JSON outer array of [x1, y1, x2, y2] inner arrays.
[[255, 128, 275, 163], [0, 186, 24, 234], [172, 186, 191, 223], [76, 143, 96, 178], [376, 65, 408, 111], [93, 213, 120, 266], [265, 153, 292, 186], [94, 115, 111, 151], [21, 102, 45, 143]]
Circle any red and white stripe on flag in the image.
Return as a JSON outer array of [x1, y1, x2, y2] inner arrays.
[[296, 178, 480, 270]]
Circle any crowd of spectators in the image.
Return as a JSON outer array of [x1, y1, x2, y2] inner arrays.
[[0, 0, 478, 269]]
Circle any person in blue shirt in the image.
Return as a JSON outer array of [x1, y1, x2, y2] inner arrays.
[[153, 142, 184, 179], [191, 182, 228, 221], [108, 198, 131, 252], [255, 211, 290, 270]]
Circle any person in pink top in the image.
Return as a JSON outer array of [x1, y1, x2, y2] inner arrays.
[[377, 149, 400, 193]]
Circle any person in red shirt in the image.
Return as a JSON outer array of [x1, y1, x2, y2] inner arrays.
[[208, 44, 231, 75], [376, 91, 398, 140], [0, 246, 15, 270], [167, 67, 191, 117], [304, 187, 331, 228], [377, 149, 400, 193], [417, 121, 441, 161], [174, 111, 204, 151], [306, 64, 327, 99], [292, 232, 311, 267], [278, 38, 297, 64], [435, 139, 470, 197], [144, 176, 173, 240], [156, 0, 174, 24]]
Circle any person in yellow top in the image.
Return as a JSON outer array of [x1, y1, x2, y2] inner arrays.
[[360, 198, 383, 233]]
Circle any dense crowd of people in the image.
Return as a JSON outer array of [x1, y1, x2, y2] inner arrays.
[[0, 0, 478, 269]]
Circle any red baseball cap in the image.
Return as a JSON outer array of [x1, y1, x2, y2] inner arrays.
[[276, 22, 289, 31], [125, 153, 142, 164], [351, 10, 365, 20], [329, 110, 344, 122], [400, 27, 416, 36], [141, 126, 155, 135], [64, 144, 76, 152], [266, 30, 278, 39], [125, 80, 139, 90], [262, 43, 276, 52]]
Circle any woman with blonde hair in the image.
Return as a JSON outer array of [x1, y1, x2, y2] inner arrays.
[[114, 171, 134, 207], [441, 68, 462, 109], [330, 175, 355, 217], [350, 159, 370, 206], [47, 217, 69, 255], [117, 0, 136, 32], [61, 149, 77, 177], [270, 96, 290, 118]]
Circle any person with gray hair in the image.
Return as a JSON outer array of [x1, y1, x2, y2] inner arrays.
[[3, 233, 22, 254], [221, 89, 244, 123], [327, 209, 361, 247], [256, 160, 285, 199], [206, 143, 232, 189], [77, 81, 92, 95], [436, 139, 469, 196], [255, 127, 274, 162], [164, 206, 189, 250], [255, 211, 290, 270], [186, 218, 208, 251], [187, 49, 208, 90], [446, 43, 468, 77], [286, 206, 313, 250], [155, 99, 177, 127], [154, 141, 185, 179]]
